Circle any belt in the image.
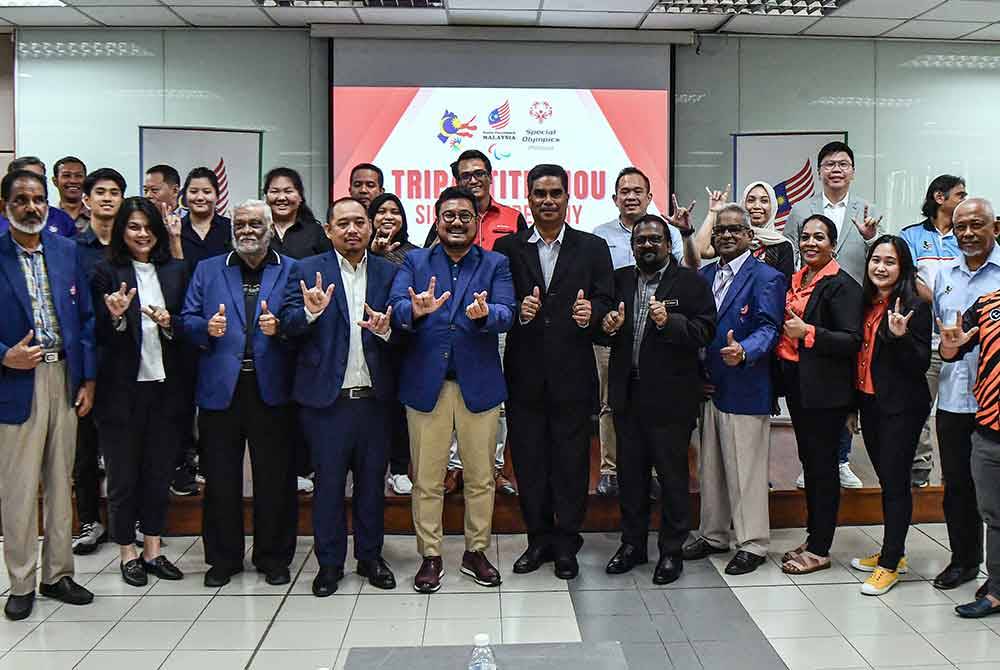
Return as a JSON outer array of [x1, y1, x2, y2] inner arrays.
[[444, 370, 457, 381], [240, 359, 255, 373], [41, 350, 65, 364], [630, 368, 641, 381], [339, 386, 375, 400]]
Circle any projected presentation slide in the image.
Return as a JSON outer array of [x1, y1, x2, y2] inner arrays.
[[332, 87, 669, 241]]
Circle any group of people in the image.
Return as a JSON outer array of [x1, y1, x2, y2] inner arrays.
[[0, 141, 997, 625]]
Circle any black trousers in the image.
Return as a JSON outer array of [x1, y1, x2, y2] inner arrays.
[[858, 393, 929, 570], [508, 395, 590, 556], [73, 412, 101, 526], [783, 363, 848, 557], [936, 410, 983, 568], [173, 351, 199, 472], [199, 372, 298, 572], [615, 386, 694, 556], [102, 382, 178, 545], [388, 401, 410, 476]]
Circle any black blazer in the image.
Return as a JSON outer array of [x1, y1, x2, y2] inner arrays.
[[780, 268, 863, 409], [493, 225, 614, 408], [866, 296, 932, 415], [91, 258, 190, 425], [600, 260, 716, 424]]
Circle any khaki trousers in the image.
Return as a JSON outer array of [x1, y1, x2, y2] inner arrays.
[[594, 345, 616, 474], [696, 401, 771, 556], [408, 381, 500, 557], [0, 361, 78, 595]]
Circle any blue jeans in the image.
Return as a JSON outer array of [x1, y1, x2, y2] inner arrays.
[[838, 425, 852, 465]]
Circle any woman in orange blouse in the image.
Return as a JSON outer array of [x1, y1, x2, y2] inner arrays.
[[778, 215, 863, 575], [849, 235, 931, 595]]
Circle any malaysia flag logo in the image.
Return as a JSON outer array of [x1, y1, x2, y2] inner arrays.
[[488, 100, 511, 130]]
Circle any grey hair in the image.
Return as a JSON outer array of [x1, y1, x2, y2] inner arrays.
[[954, 196, 995, 223], [716, 203, 751, 228], [230, 198, 273, 248]]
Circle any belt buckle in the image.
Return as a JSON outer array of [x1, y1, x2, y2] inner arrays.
[[240, 359, 255, 373], [349, 387, 362, 400], [43, 351, 59, 364]]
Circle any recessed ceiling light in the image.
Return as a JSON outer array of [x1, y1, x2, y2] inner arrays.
[[0, 1, 66, 6], [651, 1, 839, 16], [254, 1, 444, 7]]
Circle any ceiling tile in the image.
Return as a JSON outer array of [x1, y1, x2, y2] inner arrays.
[[921, 0, 1000, 22], [355, 7, 448, 24], [79, 6, 187, 26], [448, 0, 539, 8], [263, 7, 358, 26], [721, 14, 818, 34], [640, 12, 727, 30], [170, 6, 274, 27], [543, 0, 653, 9], [0, 7, 97, 26], [829, 0, 944, 19], [960, 23, 1000, 40], [884, 19, 989, 39], [167, 1, 262, 5], [448, 10, 538, 25], [540, 10, 644, 28], [803, 16, 905, 36]]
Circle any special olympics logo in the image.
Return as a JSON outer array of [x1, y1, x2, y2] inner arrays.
[[437, 109, 478, 149], [529, 101, 552, 124]]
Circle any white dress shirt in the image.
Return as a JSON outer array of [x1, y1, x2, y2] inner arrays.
[[132, 260, 167, 382], [712, 249, 750, 309], [527, 224, 565, 291], [822, 191, 850, 237]]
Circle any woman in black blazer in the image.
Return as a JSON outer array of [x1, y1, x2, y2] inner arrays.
[[850, 235, 932, 595], [776, 214, 863, 575], [92, 197, 189, 587]]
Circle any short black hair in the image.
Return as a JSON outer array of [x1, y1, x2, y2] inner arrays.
[[327, 196, 368, 223], [801, 213, 839, 247], [817, 141, 854, 168], [614, 166, 650, 193], [145, 164, 180, 187], [629, 214, 670, 246], [2, 169, 48, 201], [526, 163, 569, 192], [109, 196, 171, 266], [434, 186, 479, 218], [84, 168, 127, 196], [350, 163, 384, 188], [922, 174, 964, 219], [53, 156, 86, 177], [263, 166, 318, 224], [451, 150, 492, 180], [8, 156, 46, 175], [182, 167, 220, 198]]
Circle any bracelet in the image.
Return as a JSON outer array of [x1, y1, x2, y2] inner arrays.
[[680, 228, 694, 238]]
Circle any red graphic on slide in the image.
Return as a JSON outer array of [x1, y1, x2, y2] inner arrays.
[[213, 157, 230, 214], [529, 101, 552, 124], [437, 110, 478, 149]]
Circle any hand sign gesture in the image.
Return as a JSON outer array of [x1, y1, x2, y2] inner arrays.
[[164, 212, 182, 239], [668, 194, 697, 233], [851, 203, 882, 241], [705, 184, 731, 214], [1, 330, 42, 370], [783, 308, 808, 340], [466, 291, 489, 320], [648, 296, 669, 327], [371, 229, 401, 256], [208, 303, 227, 338], [602, 301, 626, 335], [887, 297, 915, 337], [408, 276, 451, 319], [359, 303, 392, 336], [720, 329, 744, 367], [520, 286, 541, 323], [572, 289, 592, 327], [937, 311, 978, 352], [258, 300, 279, 336], [105, 282, 136, 318], [141, 304, 171, 329], [301, 272, 335, 315]]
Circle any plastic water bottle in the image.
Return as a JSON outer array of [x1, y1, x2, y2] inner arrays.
[[468, 633, 497, 670]]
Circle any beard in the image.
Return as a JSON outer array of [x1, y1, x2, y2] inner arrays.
[[6, 206, 46, 235], [636, 250, 667, 273]]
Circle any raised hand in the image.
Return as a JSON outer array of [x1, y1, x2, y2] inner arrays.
[[371, 229, 401, 256], [2, 330, 42, 370], [301, 271, 335, 315], [602, 301, 626, 335], [141, 304, 172, 329], [783, 308, 808, 340], [572, 289, 592, 327], [104, 282, 137, 318], [649, 295, 668, 327], [937, 311, 978, 352], [258, 300, 279, 336], [887, 297, 915, 337], [358, 303, 392, 336], [408, 276, 451, 319], [208, 303, 227, 338], [668, 193, 697, 232], [705, 184, 731, 214], [520, 286, 541, 323], [465, 291, 489, 320], [720, 329, 744, 366], [164, 212, 182, 239], [851, 203, 882, 240]]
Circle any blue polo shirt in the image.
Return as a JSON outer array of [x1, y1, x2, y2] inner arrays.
[[900, 218, 959, 292], [0, 206, 77, 238]]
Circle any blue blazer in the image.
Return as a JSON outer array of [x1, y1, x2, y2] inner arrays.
[[700, 254, 785, 416], [179, 251, 297, 411], [0, 231, 96, 425], [280, 251, 398, 409], [389, 245, 515, 413]]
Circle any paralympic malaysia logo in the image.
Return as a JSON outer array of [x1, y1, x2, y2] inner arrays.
[[437, 109, 478, 150], [488, 143, 511, 161]]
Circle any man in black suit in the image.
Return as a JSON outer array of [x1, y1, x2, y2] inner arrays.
[[493, 164, 614, 580], [601, 214, 716, 585]]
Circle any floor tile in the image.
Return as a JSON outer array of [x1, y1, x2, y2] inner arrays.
[[426, 592, 500, 620], [733, 585, 816, 612], [691, 638, 787, 670], [351, 593, 428, 620], [878, 582, 956, 607], [664, 641, 702, 670], [290, 571, 365, 596], [161, 649, 253, 670], [422, 618, 502, 646], [95, 620, 191, 651], [620, 643, 671, 670], [497, 569, 570, 593], [341, 619, 424, 648], [249, 649, 338, 669], [923, 630, 1000, 664], [893, 603, 991, 633], [81, 573, 156, 597], [501, 591, 575, 618], [501, 617, 581, 644], [751, 608, 840, 638], [260, 620, 349, 650], [47, 596, 138, 622], [576, 614, 662, 644], [0, 650, 87, 670], [570, 589, 648, 616], [75, 649, 170, 670], [217, 572, 293, 596], [199, 595, 284, 620], [800, 583, 889, 612], [821, 605, 915, 636], [769, 635, 868, 669], [14, 620, 115, 651], [709, 554, 793, 587], [638, 589, 670, 614], [275, 594, 357, 620], [846, 632, 949, 667], [176, 620, 271, 650], [127, 594, 212, 621], [0, 621, 39, 651], [676, 609, 766, 642], [652, 613, 688, 643]]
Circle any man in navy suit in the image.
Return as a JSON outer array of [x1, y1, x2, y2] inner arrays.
[[389, 186, 515, 594], [683, 204, 785, 575], [0, 170, 96, 620], [180, 199, 298, 589], [280, 197, 397, 597]]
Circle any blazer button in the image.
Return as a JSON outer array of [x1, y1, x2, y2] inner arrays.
[[443, 352, 449, 359], [544, 317, 551, 326], [449, 324, 456, 331]]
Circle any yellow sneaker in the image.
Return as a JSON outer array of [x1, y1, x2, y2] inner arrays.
[[861, 566, 900, 595], [850, 553, 908, 574]]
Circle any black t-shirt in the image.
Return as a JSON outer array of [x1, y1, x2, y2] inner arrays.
[[227, 250, 279, 361], [269, 217, 332, 260], [182, 214, 232, 272]]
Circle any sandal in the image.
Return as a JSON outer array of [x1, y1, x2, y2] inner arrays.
[[781, 543, 808, 563], [781, 551, 831, 575]]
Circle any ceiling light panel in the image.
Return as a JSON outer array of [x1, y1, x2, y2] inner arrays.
[[652, 1, 840, 15]]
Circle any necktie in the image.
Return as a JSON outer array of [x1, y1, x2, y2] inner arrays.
[[713, 264, 733, 308]]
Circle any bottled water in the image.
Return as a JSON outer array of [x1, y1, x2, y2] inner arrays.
[[468, 633, 497, 670]]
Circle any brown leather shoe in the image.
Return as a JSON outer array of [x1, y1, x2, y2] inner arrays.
[[443, 469, 463, 495], [461, 550, 502, 587], [414, 556, 444, 593], [494, 469, 517, 496]]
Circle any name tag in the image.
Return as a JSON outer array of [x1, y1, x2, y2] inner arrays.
[[663, 299, 679, 308]]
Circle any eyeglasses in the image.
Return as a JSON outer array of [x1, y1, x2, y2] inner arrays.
[[634, 235, 664, 246], [820, 160, 853, 171], [439, 211, 475, 223], [458, 169, 489, 183], [711, 225, 749, 237]]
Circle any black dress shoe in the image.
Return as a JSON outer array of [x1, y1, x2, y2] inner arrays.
[[955, 597, 1000, 618], [653, 554, 683, 585], [725, 550, 767, 576], [121, 559, 148, 587], [264, 566, 291, 586], [204, 565, 242, 588], [4, 593, 35, 621], [513, 545, 552, 574], [933, 563, 980, 590], [554, 555, 579, 580], [312, 566, 344, 597], [358, 557, 396, 590], [144, 555, 184, 581], [681, 537, 728, 561], [39, 576, 93, 605], [605, 543, 648, 575]]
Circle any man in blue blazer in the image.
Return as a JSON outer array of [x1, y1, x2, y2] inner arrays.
[[279, 196, 397, 597], [389, 186, 515, 594], [0, 170, 96, 620], [684, 204, 785, 575], [180, 199, 298, 589]]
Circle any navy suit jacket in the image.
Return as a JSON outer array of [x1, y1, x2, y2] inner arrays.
[[700, 255, 785, 416], [280, 251, 398, 408], [0, 231, 96, 424], [179, 251, 296, 410], [389, 245, 515, 413]]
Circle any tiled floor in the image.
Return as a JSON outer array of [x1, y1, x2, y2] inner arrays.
[[0, 523, 994, 670]]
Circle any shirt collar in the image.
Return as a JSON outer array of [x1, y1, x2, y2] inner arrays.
[[528, 224, 565, 246], [227, 249, 280, 268], [75, 227, 104, 248], [957, 242, 1000, 276], [13, 238, 43, 256], [822, 191, 849, 209], [335, 249, 367, 274], [792, 258, 841, 289], [720, 249, 751, 276]]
